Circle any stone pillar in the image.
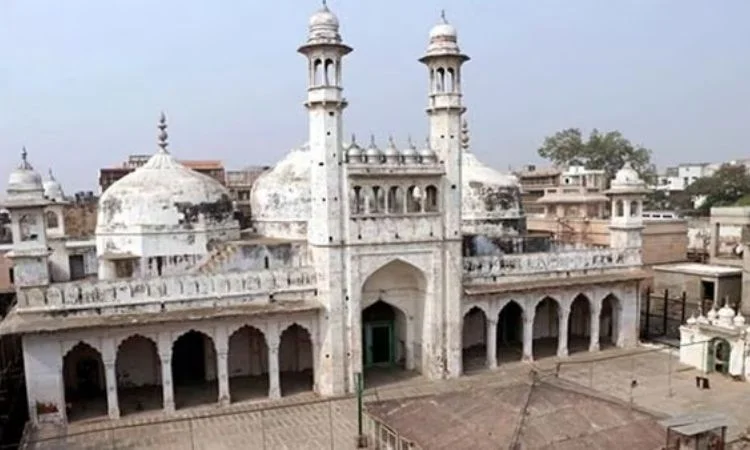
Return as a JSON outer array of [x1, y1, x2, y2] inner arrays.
[[217, 351, 230, 406], [104, 360, 120, 420], [522, 312, 535, 361], [268, 337, 281, 400], [557, 308, 569, 358], [159, 351, 175, 413], [589, 305, 601, 352], [486, 318, 498, 370]]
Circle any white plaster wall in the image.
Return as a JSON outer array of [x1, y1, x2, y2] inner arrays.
[[204, 336, 217, 382], [23, 335, 66, 423]]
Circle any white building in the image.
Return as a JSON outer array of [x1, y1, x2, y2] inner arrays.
[[1, 6, 648, 426]]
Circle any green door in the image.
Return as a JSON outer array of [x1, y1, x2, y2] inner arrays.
[[364, 321, 395, 367]]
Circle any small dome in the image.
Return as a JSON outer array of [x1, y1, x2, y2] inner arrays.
[[419, 139, 437, 163], [365, 136, 382, 163], [43, 169, 65, 202], [707, 304, 718, 322], [7, 147, 44, 197], [309, 4, 339, 29], [607, 161, 650, 195], [383, 137, 401, 160], [734, 311, 746, 327], [429, 22, 457, 40], [346, 135, 363, 162], [718, 300, 736, 326], [686, 314, 697, 325], [614, 162, 641, 185], [402, 138, 419, 163]]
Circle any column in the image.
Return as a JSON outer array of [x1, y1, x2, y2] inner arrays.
[[557, 308, 569, 358], [522, 312, 535, 361], [160, 351, 175, 413], [486, 318, 498, 370], [104, 360, 120, 420], [589, 306, 601, 352], [268, 336, 281, 400], [217, 351, 230, 406]]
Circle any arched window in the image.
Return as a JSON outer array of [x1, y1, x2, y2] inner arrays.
[[45, 210, 59, 229], [446, 68, 455, 92], [616, 200, 624, 217], [313, 59, 323, 86], [19, 214, 38, 241], [630, 201, 639, 217], [424, 185, 439, 212], [352, 186, 363, 215], [388, 186, 403, 214], [371, 186, 386, 213], [324, 59, 334, 86], [406, 186, 422, 213], [435, 68, 445, 92]]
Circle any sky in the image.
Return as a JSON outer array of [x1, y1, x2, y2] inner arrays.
[[1, 0, 749, 193]]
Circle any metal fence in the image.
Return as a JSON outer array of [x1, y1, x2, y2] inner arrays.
[[640, 287, 708, 343]]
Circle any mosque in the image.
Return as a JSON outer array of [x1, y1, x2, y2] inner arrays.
[[0, 4, 649, 425]]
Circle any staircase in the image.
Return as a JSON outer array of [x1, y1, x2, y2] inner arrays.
[[191, 242, 240, 275]]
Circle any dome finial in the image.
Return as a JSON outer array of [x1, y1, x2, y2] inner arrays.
[[440, 9, 448, 24], [48, 168, 56, 181], [388, 135, 396, 147], [351, 133, 357, 145], [407, 135, 415, 149], [370, 134, 376, 147], [18, 146, 34, 170], [322, 0, 328, 9], [21, 146, 28, 163], [158, 111, 169, 153], [425, 136, 431, 148]]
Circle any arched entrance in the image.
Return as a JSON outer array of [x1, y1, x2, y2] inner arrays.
[[533, 297, 560, 359], [228, 325, 268, 403], [497, 301, 523, 364], [709, 338, 731, 374], [63, 342, 107, 421], [461, 307, 487, 372], [360, 260, 425, 387], [600, 295, 621, 348], [116, 335, 162, 416], [171, 330, 217, 410], [568, 294, 591, 354], [279, 324, 314, 396]]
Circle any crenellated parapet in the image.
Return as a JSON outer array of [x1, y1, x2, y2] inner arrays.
[[463, 247, 642, 284], [15, 267, 317, 313]]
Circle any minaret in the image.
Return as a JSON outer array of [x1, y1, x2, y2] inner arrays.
[[605, 163, 650, 251], [3, 148, 52, 292], [419, 10, 469, 241], [298, 1, 351, 245], [419, 12, 470, 379], [297, 2, 351, 396]]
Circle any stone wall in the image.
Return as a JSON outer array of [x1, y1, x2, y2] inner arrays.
[[63, 203, 97, 239]]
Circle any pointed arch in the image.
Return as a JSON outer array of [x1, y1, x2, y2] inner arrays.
[[279, 323, 313, 396], [462, 306, 487, 372], [116, 334, 162, 416], [568, 294, 591, 354], [228, 325, 269, 403], [600, 293, 622, 348], [497, 300, 524, 363], [63, 342, 107, 421], [533, 296, 560, 360], [171, 330, 217, 410]]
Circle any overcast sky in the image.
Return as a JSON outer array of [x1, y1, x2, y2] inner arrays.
[[1, 0, 749, 193]]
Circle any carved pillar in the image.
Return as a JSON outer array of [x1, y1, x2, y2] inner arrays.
[[159, 351, 174, 412], [557, 308, 570, 358], [104, 360, 120, 419], [268, 335, 281, 400], [486, 318, 498, 370], [522, 311, 535, 361], [215, 325, 230, 406], [590, 305, 601, 352]]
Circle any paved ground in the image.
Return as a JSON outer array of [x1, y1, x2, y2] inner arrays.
[[22, 345, 750, 449]]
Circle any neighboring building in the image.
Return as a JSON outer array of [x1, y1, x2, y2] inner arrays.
[[515, 165, 561, 215], [99, 154, 225, 193], [225, 166, 270, 226], [526, 166, 688, 266], [1, 7, 647, 430], [655, 163, 714, 192]]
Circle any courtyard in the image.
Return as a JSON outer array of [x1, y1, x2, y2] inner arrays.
[[21, 344, 750, 449]]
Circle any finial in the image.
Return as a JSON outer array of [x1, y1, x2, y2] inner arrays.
[[322, 0, 328, 10], [351, 133, 357, 146], [440, 9, 447, 23], [17, 146, 33, 170], [388, 135, 396, 148], [425, 136, 431, 148], [48, 168, 56, 181], [21, 146, 28, 162], [407, 135, 415, 149], [369, 134, 376, 147], [158, 111, 169, 153]]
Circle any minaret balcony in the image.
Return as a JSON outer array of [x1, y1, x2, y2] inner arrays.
[[306, 86, 345, 106], [427, 93, 464, 111]]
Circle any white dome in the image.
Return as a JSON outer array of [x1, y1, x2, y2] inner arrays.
[[250, 148, 311, 239], [43, 170, 65, 202], [607, 162, 650, 195], [97, 149, 234, 234], [734, 311, 746, 327], [462, 151, 521, 221], [310, 7, 339, 29], [429, 22, 457, 40], [7, 148, 44, 198]]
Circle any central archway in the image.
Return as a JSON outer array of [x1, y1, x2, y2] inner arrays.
[[568, 294, 591, 355], [171, 330, 217, 410], [361, 259, 426, 387], [228, 325, 268, 403], [116, 335, 162, 416], [533, 297, 560, 360], [63, 342, 107, 422]]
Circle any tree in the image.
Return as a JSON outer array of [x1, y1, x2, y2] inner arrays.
[[685, 163, 750, 213], [537, 128, 656, 183]]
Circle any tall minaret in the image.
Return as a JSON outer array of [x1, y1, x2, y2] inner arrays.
[[297, 2, 351, 396], [419, 12, 470, 379], [419, 11, 469, 241]]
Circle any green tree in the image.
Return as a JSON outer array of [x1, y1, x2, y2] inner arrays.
[[686, 164, 750, 212], [537, 128, 656, 183]]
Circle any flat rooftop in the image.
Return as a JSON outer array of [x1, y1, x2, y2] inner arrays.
[[366, 377, 666, 450], [652, 262, 742, 277]]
